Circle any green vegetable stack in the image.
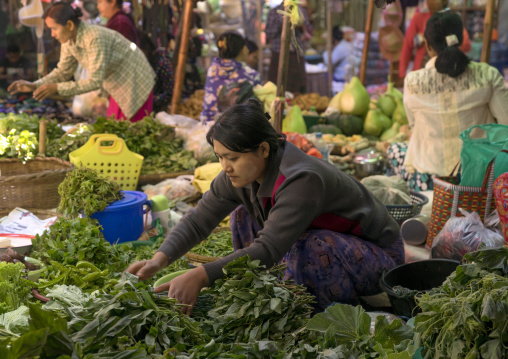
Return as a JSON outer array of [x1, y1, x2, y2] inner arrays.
[[412, 247, 508, 359], [57, 166, 123, 218], [197, 256, 315, 344], [0, 262, 32, 315], [191, 229, 234, 258]]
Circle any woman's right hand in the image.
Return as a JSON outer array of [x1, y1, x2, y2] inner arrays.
[[8, 80, 36, 95], [125, 251, 169, 280]]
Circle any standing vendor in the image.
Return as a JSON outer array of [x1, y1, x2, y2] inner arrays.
[[398, 0, 471, 78], [97, 0, 139, 45], [200, 31, 261, 123], [389, 10, 508, 191], [127, 99, 404, 313], [8, 2, 155, 122], [322, 26, 354, 94]]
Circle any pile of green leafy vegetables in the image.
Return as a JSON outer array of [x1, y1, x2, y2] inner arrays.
[[190, 229, 234, 258], [1, 114, 199, 174], [0, 262, 32, 315], [57, 166, 123, 218], [0, 113, 64, 163], [411, 246, 508, 359]]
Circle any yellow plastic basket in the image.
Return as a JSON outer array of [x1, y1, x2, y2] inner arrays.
[[69, 134, 144, 190]]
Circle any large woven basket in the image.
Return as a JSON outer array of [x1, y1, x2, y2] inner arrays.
[[184, 227, 231, 266], [0, 158, 74, 210]]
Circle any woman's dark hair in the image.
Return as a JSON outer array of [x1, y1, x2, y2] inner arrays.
[[217, 31, 245, 59], [332, 26, 343, 42], [245, 39, 258, 54], [43, 2, 83, 26], [138, 31, 156, 61], [206, 98, 285, 158], [424, 10, 470, 78], [108, 0, 124, 9]]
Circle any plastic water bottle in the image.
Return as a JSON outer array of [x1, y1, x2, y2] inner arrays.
[[314, 132, 330, 163], [150, 194, 173, 236]]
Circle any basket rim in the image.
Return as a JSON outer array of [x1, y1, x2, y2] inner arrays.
[[385, 190, 429, 209], [0, 157, 74, 182]]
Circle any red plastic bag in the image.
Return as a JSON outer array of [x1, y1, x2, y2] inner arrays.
[[431, 209, 505, 261]]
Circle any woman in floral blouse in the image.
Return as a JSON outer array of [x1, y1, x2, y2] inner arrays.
[[200, 31, 261, 123]]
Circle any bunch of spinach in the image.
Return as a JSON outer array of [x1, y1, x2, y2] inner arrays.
[[57, 166, 123, 218], [412, 247, 508, 359], [44, 274, 206, 357], [45, 124, 93, 161], [0, 262, 32, 315], [31, 217, 120, 270], [191, 230, 233, 258], [196, 256, 315, 345], [0, 112, 63, 139]]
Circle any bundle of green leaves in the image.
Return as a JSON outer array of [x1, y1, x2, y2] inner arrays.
[[31, 217, 118, 270], [0, 129, 38, 163], [191, 229, 233, 258], [45, 124, 93, 161], [412, 247, 508, 359], [44, 274, 206, 357], [196, 256, 315, 345], [0, 113, 63, 139], [57, 166, 123, 218], [0, 262, 32, 315]]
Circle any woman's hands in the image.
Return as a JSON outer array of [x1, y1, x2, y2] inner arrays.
[[154, 265, 210, 316], [33, 84, 58, 101], [8, 80, 36, 95], [126, 251, 169, 280]]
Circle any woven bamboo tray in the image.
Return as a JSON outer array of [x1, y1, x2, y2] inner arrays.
[[137, 169, 195, 186], [184, 227, 231, 266], [0, 158, 74, 210]]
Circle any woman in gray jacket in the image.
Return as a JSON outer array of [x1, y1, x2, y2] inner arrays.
[[127, 99, 404, 313]]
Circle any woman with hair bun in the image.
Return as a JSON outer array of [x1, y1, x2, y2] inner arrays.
[[8, 2, 155, 122], [200, 31, 261, 122], [389, 10, 508, 191], [127, 98, 404, 314]]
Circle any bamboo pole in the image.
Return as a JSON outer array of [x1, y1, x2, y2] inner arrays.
[[359, 0, 375, 85], [480, 0, 495, 63], [326, 0, 333, 96], [256, 0, 263, 75], [170, 0, 194, 115], [273, 6, 292, 132], [38, 120, 47, 156]]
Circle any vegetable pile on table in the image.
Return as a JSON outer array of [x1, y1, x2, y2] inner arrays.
[[0, 113, 198, 175], [0, 96, 86, 123]]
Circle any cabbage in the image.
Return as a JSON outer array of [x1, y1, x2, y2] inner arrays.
[[0, 305, 29, 335], [361, 175, 412, 205]]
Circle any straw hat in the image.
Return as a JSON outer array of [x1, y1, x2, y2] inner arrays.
[[378, 25, 404, 62]]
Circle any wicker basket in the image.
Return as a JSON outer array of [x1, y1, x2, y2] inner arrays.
[[0, 158, 74, 210], [184, 227, 231, 266], [385, 191, 429, 225]]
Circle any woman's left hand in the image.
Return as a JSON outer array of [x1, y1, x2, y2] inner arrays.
[[33, 84, 58, 101], [154, 265, 210, 316]]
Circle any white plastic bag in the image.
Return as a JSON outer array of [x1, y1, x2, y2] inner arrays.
[[155, 112, 198, 129], [431, 208, 505, 261], [178, 121, 216, 163], [361, 175, 412, 205], [142, 175, 197, 202]]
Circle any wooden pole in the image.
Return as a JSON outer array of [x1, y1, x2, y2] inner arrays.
[[256, 0, 263, 75], [326, 0, 333, 96], [359, 0, 375, 85], [480, 0, 495, 63], [170, 0, 194, 115], [273, 6, 292, 132], [38, 120, 47, 156]]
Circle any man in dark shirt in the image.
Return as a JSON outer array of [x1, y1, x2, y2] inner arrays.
[[0, 44, 35, 90]]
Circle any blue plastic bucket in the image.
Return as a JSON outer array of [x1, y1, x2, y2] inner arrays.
[[91, 191, 148, 244]]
